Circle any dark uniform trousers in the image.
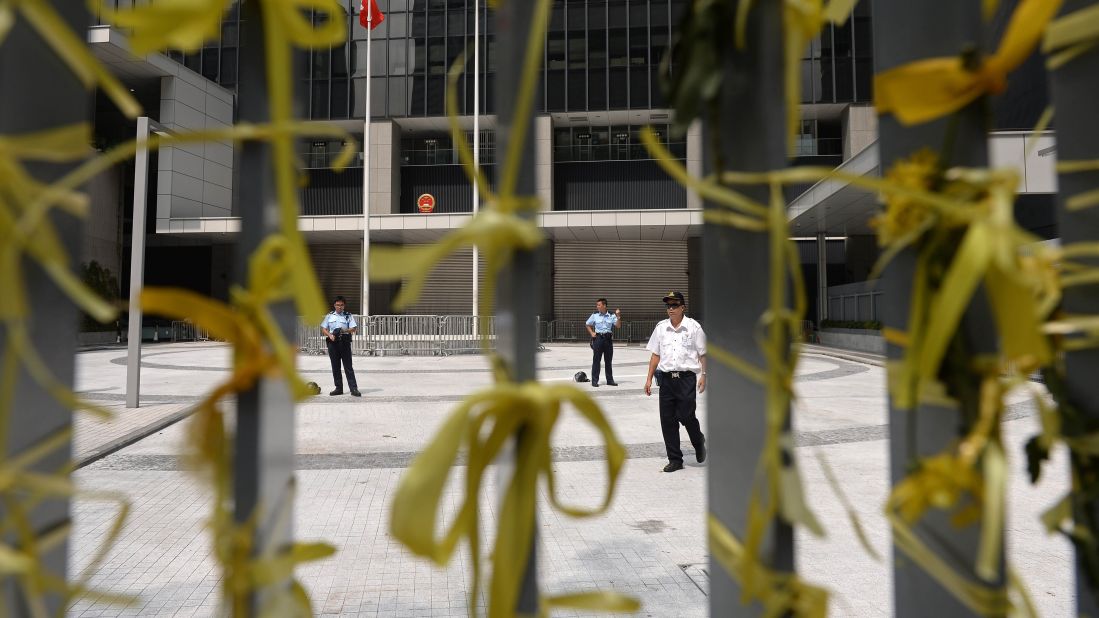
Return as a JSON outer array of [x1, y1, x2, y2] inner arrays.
[[657, 370, 704, 464], [326, 335, 358, 391], [591, 333, 615, 384]]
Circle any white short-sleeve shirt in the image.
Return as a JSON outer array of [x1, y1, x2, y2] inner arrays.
[[646, 317, 706, 373]]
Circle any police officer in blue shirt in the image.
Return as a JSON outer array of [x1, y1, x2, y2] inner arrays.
[[585, 298, 621, 387], [320, 296, 360, 397]]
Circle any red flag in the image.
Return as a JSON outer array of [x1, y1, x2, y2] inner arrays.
[[359, 0, 385, 30]]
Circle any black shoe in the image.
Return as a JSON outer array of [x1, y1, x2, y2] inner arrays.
[[592, 382, 600, 387], [695, 438, 706, 464], [663, 461, 684, 473], [350, 390, 361, 397], [606, 381, 618, 386], [329, 389, 343, 396]]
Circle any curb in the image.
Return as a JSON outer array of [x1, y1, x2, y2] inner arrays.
[[75, 403, 197, 470]]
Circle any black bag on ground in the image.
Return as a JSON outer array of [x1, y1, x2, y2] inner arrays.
[[574, 371, 589, 383]]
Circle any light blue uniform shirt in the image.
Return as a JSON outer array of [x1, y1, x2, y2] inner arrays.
[[586, 311, 618, 334], [321, 311, 358, 332]]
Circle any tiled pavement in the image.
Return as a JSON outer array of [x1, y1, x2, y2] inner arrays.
[[68, 342, 1074, 616]]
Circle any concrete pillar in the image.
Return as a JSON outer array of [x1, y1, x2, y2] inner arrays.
[[816, 232, 828, 326], [841, 103, 877, 161], [686, 119, 703, 210], [535, 115, 553, 211], [368, 119, 396, 214]]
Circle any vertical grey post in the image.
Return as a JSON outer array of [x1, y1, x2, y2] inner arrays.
[[125, 116, 150, 409], [494, 0, 541, 613], [1045, 2, 1099, 614], [870, 2, 1002, 615], [0, 0, 88, 613], [703, 1, 792, 614], [816, 231, 828, 326], [233, 1, 298, 609]]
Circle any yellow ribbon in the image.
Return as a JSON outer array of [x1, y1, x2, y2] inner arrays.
[[389, 381, 630, 617], [708, 515, 829, 617], [1042, 2, 1099, 69], [875, 0, 1063, 125], [1055, 159, 1099, 212]]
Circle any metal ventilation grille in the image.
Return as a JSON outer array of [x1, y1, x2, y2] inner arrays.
[[308, 243, 363, 314], [553, 240, 689, 320], [401, 246, 489, 316]]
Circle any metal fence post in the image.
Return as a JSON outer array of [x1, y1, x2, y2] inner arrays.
[[870, 2, 1003, 615], [493, 0, 542, 612], [703, 1, 793, 614], [231, 1, 300, 610], [1045, 2, 1099, 613], [126, 116, 150, 408], [0, 1, 89, 613]]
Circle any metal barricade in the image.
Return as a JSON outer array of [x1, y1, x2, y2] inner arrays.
[[370, 315, 439, 356], [171, 320, 211, 342], [296, 317, 327, 355], [437, 315, 495, 355], [550, 319, 587, 341]]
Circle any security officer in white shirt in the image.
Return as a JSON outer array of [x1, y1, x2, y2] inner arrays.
[[644, 291, 706, 472], [320, 296, 360, 397], [585, 298, 621, 387]]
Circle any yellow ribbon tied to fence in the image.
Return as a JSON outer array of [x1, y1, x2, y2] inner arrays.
[[875, 0, 1062, 126], [390, 381, 637, 618]]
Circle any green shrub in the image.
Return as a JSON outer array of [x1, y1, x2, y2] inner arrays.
[[80, 261, 120, 332], [819, 319, 882, 331]]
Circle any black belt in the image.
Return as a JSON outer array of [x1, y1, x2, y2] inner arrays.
[[658, 370, 694, 378], [594, 333, 613, 338]]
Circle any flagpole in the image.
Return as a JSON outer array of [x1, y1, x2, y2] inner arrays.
[[472, 0, 480, 324], [361, 3, 372, 318]]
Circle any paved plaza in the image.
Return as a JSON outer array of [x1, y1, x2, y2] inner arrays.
[[69, 342, 1074, 617]]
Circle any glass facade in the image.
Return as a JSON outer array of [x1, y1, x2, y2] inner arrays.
[[306, 0, 874, 121], [98, 0, 875, 118]]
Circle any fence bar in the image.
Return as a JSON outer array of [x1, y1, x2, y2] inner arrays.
[[125, 116, 150, 408], [493, 0, 542, 612], [1045, 2, 1099, 613], [704, 1, 791, 614], [0, 1, 89, 612], [870, 2, 1003, 615], [231, 1, 299, 610], [816, 231, 828, 325]]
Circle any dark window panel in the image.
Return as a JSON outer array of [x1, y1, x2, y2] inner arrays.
[[854, 57, 872, 102], [411, 9, 426, 36], [546, 70, 565, 111], [567, 70, 585, 110], [566, 0, 585, 29], [650, 1, 668, 27], [588, 0, 607, 29], [202, 49, 219, 81], [589, 30, 607, 68], [388, 76, 409, 116], [427, 38, 446, 75], [628, 1, 646, 27], [609, 68, 627, 108], [547, 32, 566, 69], [609, 28, 627, 68], [629, 65, 647, 108], [220, 47, 237, 86], [629, 26, 647, 66], [448, 7, 465, 35], [834, 57, 853, 101], [427, 76, 445, 114], [650, 66, 664, 107], [549, 4, 564, 31], [313, 48, 330, 76], [312, 80, 330, 119], [447, 36, 465, 70], [184, 52, 201, 73], [411, 74, 428, 113], [222, 23, 238, 46], [568, 32, 585, 69], [589, 68, 607, 109], [332, 79, 349, 119], [332, 43, 350, 78], [833, 21, 852, 57], [414, 38, 427, 73], [609, 0, 627, 28], [428, 11, 444, 34], [386, 0, 412, 8]]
